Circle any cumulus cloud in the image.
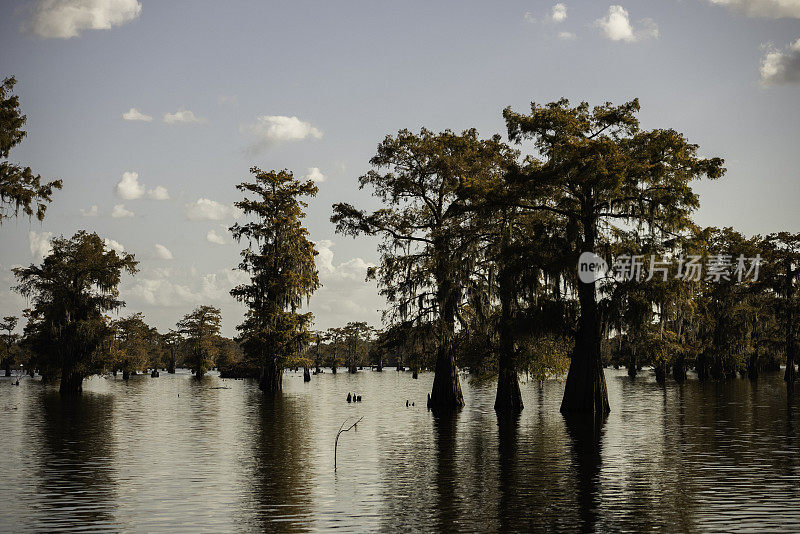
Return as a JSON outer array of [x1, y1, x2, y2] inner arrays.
[[186, 198, 241, 221], [154, 244, 173, 260], [206, 229, 226, 245], [304, 167, 326, 183], [242, 115, 323, 154], [596, 5, 659, 42], [708, 0, 800, 18], [112, 203, 134, 218], [122, 267, 249, 307], [116, 171, 145, 199], [80, 204, 98, 217], [163, 108, 205, 124], [104, 238, 125, 253], [524, 3, 568, 23], [307, 240, 382, 328], [559, 31, 577, 40], [25, 0, 141, 39], [552, 3, 567, 22], [147, 185, 170, 200], [760, 38, 800, 85], [115, 171, 168, 200], [29, 231, 53, 260], [122, 107, 152, 121]]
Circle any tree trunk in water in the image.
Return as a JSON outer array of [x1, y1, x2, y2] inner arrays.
[[429, 343, 464, 410], [560, 236, 609, 417], [627, 350, 637, 378], [786, 342, 797, 383], [303, 367, 311, 382], [428, 260, 464, 411], [376, 356, 382, 372], [673, 356, 687, 383], [696, 353, 709, 381], [654, 361, 667, 385], [748, 352, 759, 380], [59, 369, 83, 395], [167, 356, 176, 374], [122, 369, 130, 381], [260, 357, 282, 393], [495, 262, 522, 412], [331, 365, 337, 375], [3, 359, 10, 377], [151, 369, 159, 378]]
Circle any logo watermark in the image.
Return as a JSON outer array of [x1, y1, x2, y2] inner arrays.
[[577, 253, 762, 283]]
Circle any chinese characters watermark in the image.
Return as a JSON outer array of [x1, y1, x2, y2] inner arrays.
[[577, 252, 762, 283]]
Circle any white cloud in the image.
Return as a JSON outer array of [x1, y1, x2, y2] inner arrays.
[[596, 5, 659, 42], [242, 115, 323, 154], [154, 244, 173, 260], [552, 3, 567, 22], [29, 231, 53, 261], [206, 229, 226, 245], [116, 171, 145, 199], [559, 31, 577, 40], [104, 238, 125, 254], [186, 198, 241, 221], [304, 167, 326, 183], [307, 240, 382, 328], [147, 185, 170, 200], [524, 11, 537, 23], [80, 205, 98, 217], [122, 107, 152, 122], [26, 0, 141, 39], [112, 204, 134, 218], [122, 267, 249, 307], [708, 0, 800, 18], [115, 171, 168, 200], [760, 38, 800, 85], [163, 108, 205, 124]]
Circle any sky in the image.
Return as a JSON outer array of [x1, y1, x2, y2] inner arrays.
[[1, 0, 799, 337]]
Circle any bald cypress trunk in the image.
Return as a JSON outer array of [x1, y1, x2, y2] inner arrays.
[[561, 223, 609, 418], [303, 366, 311, 382], [495, 246, 522, 412], [260, 356, 282, 393], [59, 368, 83, 395], [428, 258, 464, 411]]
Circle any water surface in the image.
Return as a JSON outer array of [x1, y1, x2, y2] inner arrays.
[[2, 368, 800, 532]]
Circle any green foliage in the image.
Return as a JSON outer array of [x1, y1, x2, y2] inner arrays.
[[0, 76, 62, 222], [230, 168, 319, 391], [12, 231, 138, 391], [177, 305, 222, 378]]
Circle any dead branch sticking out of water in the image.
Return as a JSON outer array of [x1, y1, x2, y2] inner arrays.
[[334, 416, 363, 469]]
